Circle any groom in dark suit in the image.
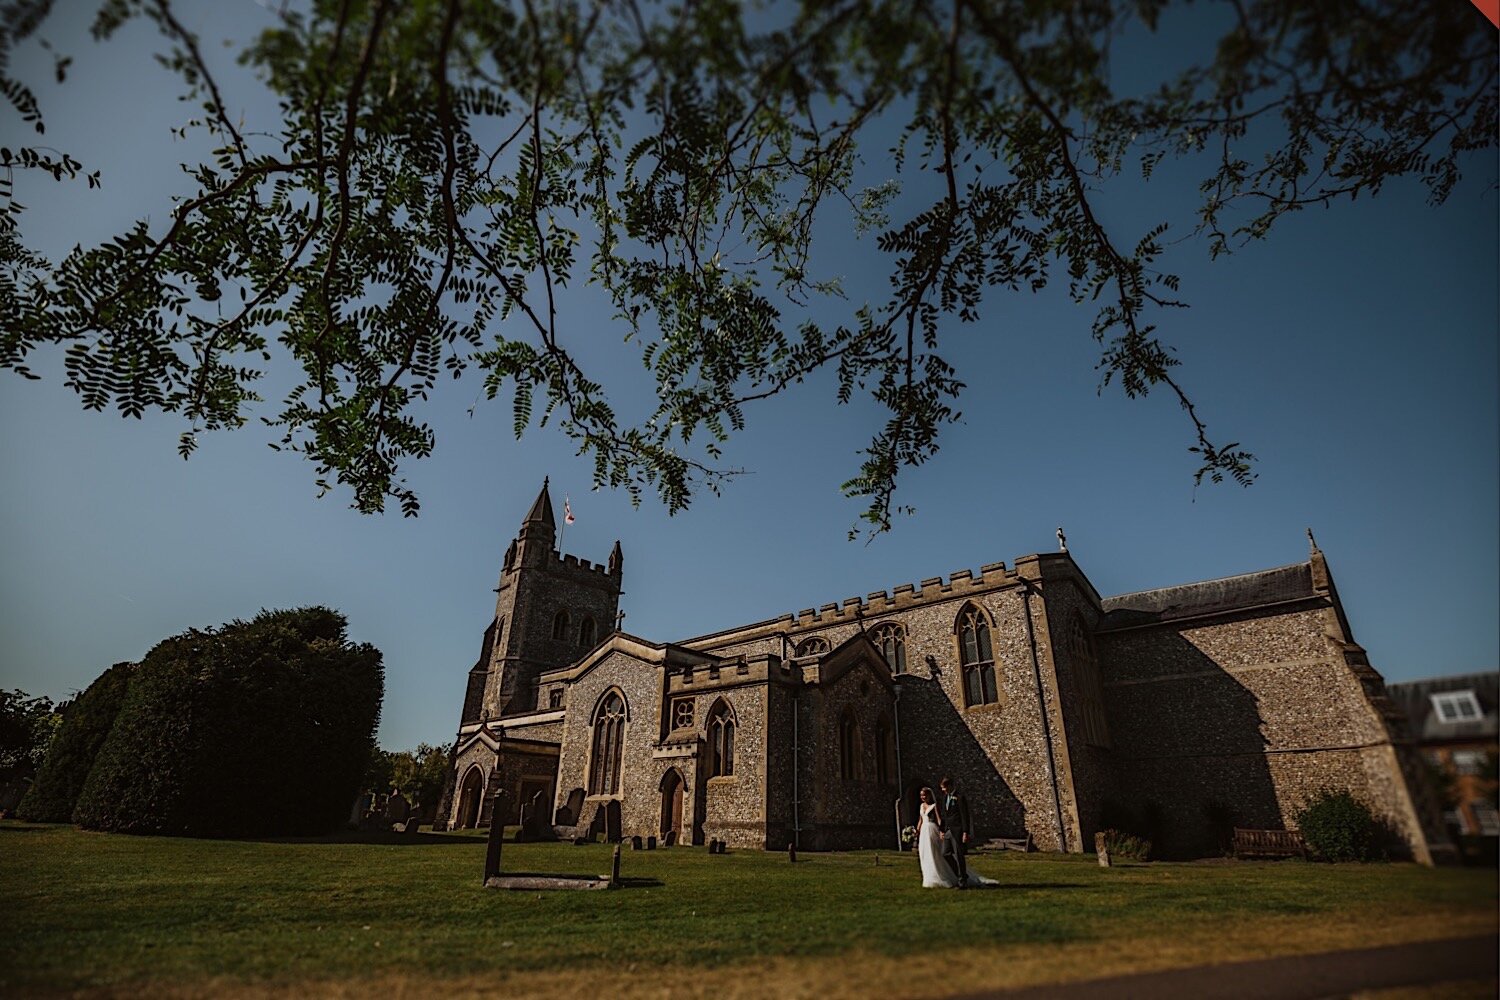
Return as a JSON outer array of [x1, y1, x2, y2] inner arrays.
[[937, 775, 972, 887]]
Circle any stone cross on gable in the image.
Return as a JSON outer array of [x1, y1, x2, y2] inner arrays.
[[615, 609, 626, 631]]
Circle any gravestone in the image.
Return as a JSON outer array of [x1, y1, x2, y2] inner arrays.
[[1095, 831, 1112, 868], [516, 799, 535, 842], [787, 842, 796, 863], [554, 787, 586, 827], [604, 799, 623, 843], [663, 829, 677, 847], [646, 835, 657, 850], [630, 835, 643, 851]]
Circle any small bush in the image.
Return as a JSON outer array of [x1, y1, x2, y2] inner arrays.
[[17, 663, 134, 822], [73, 608, 382, 837], [1098, 828, 1151, 862], [1296, 791, 1381, 862]]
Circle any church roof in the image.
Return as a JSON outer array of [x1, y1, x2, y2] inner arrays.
[[523, 478, 555, 528], [1100, 561, 1316, 629]]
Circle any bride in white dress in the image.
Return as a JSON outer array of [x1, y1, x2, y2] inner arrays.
[[916, 786, 963, 888], [916, 786, 998, 888]]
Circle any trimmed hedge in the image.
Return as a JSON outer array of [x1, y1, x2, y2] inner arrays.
[[17, 663, 134, 822], [73, 607, 382, 837]]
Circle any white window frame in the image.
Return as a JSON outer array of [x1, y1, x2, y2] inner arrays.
[[1470, 800, 1499, 837], [1430, 690, 1482, 724]]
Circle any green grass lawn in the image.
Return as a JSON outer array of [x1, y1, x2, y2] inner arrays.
[[3, 821, 1495, 997]]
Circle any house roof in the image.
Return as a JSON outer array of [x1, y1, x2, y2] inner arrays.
[[1099, 562, 1317, 629], [1385, 672, 1499, 742]]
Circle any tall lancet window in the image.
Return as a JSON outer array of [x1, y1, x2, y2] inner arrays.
[[589, 691, 626, 795], [872, 622, 906, 674], [552, 609, 571, 640], [707, 701, 736, 777], [578, 615, 596, 648], [957, 605, 998, 706]]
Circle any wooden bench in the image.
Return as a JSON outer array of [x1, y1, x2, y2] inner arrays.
[[1233, 827, 1307, 859]]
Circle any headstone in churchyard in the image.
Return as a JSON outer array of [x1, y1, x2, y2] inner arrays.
[[1095, 831, 1112, 868], [646, 835, 657, 850], [604, 799, 623, 843], [555, 787, 586, 826], [663, 829, 677, 847], [630, 835, 643, 850]]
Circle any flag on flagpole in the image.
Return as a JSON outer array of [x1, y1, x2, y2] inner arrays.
[[564, 495, 576, 525]]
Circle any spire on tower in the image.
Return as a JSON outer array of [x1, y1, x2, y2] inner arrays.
[[522, 477, 556, 529], [608, 539, 623, 576]]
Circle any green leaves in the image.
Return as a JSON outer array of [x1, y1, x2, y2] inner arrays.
[[1, 0, 1492, 531]]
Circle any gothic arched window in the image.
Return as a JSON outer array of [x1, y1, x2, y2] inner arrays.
[[874, 714, 896, 786], [838, 709, 859, 780], [872, 622, 906, 674], [578, 615, 596, 648], [957, 604, 998, 706], [796, 636, 830, 657], [552, 609, 571, 641], [588, 691, 626, 795], [707, 701, 736, 777]]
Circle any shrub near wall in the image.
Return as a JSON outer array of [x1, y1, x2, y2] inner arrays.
[[73, 608, 383, 837], [1296, 791, 1381, 862], [17, 663, 134, 823]]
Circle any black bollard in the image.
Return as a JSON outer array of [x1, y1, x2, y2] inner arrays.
[[610, 844, 622, 887]]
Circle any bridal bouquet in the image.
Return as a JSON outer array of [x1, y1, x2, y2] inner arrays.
[[900, 825, 917, 847]]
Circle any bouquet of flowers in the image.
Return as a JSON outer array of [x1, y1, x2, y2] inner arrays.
[[900, 825, 917, 848]]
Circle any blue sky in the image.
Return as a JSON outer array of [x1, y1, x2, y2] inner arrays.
[[2, 3, 1496, 750]]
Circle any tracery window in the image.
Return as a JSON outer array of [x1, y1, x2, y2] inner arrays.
[[707, 701, 736, 777], [796, 636, 830, 657], [552, 609, 571, 641], [957, 604, 998, 707], [672, 698, 694, 731], [588, 691, 626, 795], [578, 615, 596, 648], [874, 714, 896, 786], [838, 709, 859, 780], [548, 688, 564, 710], [872, 622, 906, 674]]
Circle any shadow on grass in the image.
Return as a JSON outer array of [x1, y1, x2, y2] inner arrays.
[[0, 822, 58, 833], [262, 831, 485, 847]]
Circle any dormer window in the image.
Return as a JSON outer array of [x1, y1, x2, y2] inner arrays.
[[1431, 690, 1482, 724]]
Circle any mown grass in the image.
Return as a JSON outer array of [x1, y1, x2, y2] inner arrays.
[[2, 821, 1494, 997]]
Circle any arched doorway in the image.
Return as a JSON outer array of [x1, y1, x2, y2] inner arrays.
[[659, 768, 684, 841], [456, 765, 484, 829]]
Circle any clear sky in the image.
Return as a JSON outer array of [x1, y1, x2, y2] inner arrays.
[[2, 3, 1496, 751]]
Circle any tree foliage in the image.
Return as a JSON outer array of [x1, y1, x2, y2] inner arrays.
[[16, 662, 132, 822], [1, 0, 1493, 533], [0, 687, 59, 788], [72, 607, 383, 837], [367, 741, 451, 811]]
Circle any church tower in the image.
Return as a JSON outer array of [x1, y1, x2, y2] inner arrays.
[[463, 479, 623, 719]]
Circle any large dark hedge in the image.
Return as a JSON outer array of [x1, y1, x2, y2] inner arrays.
[[73, 607, 383, 837], [16, 663, 134, 822]]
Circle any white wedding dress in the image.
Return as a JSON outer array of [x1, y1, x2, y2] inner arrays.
[[917, 803, 963, 888], [917, 802, 999, 888]]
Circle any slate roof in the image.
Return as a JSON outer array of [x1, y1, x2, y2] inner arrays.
[[1385, 672, 1500, 742], [1099, 561, 1316, 629]]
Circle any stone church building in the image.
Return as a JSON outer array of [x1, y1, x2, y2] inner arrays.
[[440, 482, 1451, 862]]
